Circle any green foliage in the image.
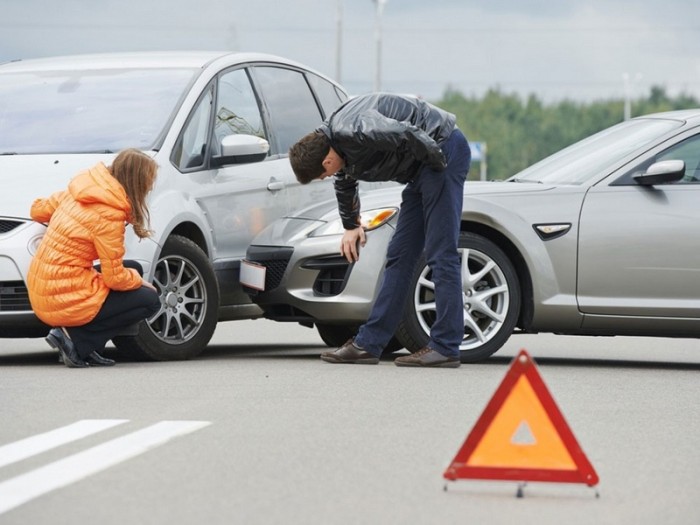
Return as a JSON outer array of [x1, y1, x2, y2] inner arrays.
[[434, 86, 700, 181]]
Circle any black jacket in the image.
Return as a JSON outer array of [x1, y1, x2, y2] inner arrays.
[[317, 93, 456, 229]]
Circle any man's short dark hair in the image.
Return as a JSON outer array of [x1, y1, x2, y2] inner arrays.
[[289, 131, 330, 184]]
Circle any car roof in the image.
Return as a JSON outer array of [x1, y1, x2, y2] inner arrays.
[[0, 51, 312, 73], [634, 108, 700, 124]]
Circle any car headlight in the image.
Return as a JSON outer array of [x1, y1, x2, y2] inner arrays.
[[309, 207, 398, 237], [28, 234, 44, 256]]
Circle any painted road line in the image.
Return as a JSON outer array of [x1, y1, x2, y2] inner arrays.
[[0, 419, 128, 469], [0, 420, 211, 515]]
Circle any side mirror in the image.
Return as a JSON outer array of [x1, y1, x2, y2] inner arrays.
[[633, 160, 685, 186], [211, 135, 270, 167]]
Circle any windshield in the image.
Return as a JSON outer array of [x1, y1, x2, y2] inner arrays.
[[511, 118, 683, 185], [0, 68, 198, 154]]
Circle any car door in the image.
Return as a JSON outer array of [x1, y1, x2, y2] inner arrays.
[[250, 65, 339, 213], [577, 132, 700, 318], [183, 66, 292, 263]]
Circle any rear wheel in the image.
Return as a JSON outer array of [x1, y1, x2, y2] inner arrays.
[[396, 232, 520, 362], [113, 235, 219, 360]]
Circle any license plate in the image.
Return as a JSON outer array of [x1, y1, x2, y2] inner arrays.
[[240, 260, 266, 291]]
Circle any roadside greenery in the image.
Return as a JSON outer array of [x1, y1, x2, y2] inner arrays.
[[434, 86, 699, 181]]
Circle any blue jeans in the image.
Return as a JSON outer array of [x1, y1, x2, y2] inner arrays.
[[354, 129, 471, 358]]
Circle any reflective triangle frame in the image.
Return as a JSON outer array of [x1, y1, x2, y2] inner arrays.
[[444, 349, 599, 487]]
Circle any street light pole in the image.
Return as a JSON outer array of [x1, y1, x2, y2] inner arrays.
[[373, 0, 387, 92], [623, 72, 642, 120], [335, 0, 343, 83], [623, 73, 631, 120]]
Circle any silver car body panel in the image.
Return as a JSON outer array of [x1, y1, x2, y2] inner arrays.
[[462, 185, 587, 330]]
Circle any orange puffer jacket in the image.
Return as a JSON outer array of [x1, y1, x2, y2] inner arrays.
[[27, 163, 143, 327]]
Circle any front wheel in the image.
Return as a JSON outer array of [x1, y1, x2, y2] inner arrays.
[[113, 235, 219, 360], [396, 232, 520, 363]]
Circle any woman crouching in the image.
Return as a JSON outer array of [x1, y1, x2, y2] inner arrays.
[[27, 149, 161, 368]]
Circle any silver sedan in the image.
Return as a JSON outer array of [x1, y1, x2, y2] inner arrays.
[[243, 109, 700, 362]]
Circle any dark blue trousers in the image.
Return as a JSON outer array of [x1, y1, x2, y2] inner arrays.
[[355, 128, 471, 358], [66, 261, 160, 358]]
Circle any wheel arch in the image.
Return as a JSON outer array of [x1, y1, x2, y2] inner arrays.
[[168, 221, 209, 257], [161, 225, 220, 305], [146, 184, 216, 265], [461, 220, 534, 332]]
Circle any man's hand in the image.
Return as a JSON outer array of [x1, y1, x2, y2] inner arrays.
[[340, 227, 366, 262]]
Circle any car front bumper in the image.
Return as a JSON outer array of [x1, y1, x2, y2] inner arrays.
[[0, 219, 49, 336], [245, 221, 395, 324]]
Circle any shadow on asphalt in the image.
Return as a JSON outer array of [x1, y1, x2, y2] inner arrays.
[[480, 355, 700, 371], [1, 344, 699, 371], [200, 343, 326, 359], [0, 351, 59, 366], [201, 344, 700, 370]]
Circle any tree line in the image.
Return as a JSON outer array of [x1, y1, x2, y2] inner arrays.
[[434, 86, 700, 181]]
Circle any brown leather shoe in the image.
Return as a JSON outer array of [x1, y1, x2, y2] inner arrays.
[[321, 339, 379, 364], [394, 347, 460, 368]]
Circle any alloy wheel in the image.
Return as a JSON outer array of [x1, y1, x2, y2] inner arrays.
[[413, 246, 511, 352], [149, 255, 208, 344]]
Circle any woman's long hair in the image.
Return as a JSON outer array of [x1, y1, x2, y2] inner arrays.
[[109, 149, 158, 239]]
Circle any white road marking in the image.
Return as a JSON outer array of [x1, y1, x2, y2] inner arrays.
[[0, 419, 128, 469], [0, 420, 211, 515]]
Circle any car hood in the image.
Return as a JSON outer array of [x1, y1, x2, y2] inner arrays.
[[289, 180, 556, 221], [0, 153, 121, 218]]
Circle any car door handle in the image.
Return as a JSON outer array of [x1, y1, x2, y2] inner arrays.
[[267, 180, 285, 192]]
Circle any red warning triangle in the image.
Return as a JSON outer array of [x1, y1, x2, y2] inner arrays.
[[444, 349, 599, 487]]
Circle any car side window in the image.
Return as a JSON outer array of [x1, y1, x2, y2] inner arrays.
[[655, 135, 700, 183], [214, 68, 266, 152], [252, 66, 324, 154], [172, 86, 213, 171], [306, 73, 346, 119], [613, 133, 700, 185]]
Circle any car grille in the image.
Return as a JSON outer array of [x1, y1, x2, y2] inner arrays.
[[0, 219, 24, 234], [260, 259, 290, 291], [0, 281, 32, 311], [301, 256, 352, 296], [244, 246, 294, 292]]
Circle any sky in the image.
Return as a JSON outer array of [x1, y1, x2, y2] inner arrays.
[[2, 0, 700, 103]]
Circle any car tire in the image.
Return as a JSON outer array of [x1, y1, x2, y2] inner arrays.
[[316, 323, 404, 354], [316, 323, 357, 348], [113, 235, 220, 361], [396, 232, 520, 363]]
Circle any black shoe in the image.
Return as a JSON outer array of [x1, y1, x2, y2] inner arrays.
[[320, 339, 379, 364], [57, 348, 64, 364], [86, 351, 115, 367], [49, 328, 66, 363], [45, 328, 88, 368]]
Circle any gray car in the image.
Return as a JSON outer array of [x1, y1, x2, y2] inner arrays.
[[243, 109, 700, 362]]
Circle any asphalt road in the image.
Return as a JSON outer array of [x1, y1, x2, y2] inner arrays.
[[0, 320, 698, 525]]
